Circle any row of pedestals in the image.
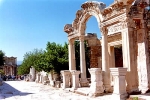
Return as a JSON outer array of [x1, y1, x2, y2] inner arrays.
[[61, 67, 128, 100]]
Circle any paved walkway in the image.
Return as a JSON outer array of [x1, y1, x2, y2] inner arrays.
[[0, 81, 103, 100]]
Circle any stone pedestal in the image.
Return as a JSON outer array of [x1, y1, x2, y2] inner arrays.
[[29, 66, 36, 81], [71, 70, 80, 90], [42, 75, 48, 85], [88, 68, 104, 97], [39, 75, 43, 83], [110, 68, 128, 100], [35, 73, 40, 83], [61, 70, 71, 89]]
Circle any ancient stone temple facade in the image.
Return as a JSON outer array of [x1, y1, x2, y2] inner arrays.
[[3, 56, 17, 76], [63, 0, 150, 99]]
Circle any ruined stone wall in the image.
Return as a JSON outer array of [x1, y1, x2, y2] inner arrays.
[[89, 46, 101, 68]]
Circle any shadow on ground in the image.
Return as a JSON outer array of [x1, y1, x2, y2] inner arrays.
[[0, 81, 33, 99]]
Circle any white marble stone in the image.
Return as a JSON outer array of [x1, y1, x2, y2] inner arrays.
[[70, 70, 80, 90], [79, 36, 89, 87], [110, 68, 128, 100], [61, 70, 71, 89], [35, 73, 40, 83], [88, 68, 104, 97], [29, 66, 36, 82]]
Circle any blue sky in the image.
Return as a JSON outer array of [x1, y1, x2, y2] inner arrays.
[[0, 0, 113, 61]]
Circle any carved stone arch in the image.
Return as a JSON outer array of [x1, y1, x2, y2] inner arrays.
[[71, 1, 106, 36], [78, 10, 102, 35]]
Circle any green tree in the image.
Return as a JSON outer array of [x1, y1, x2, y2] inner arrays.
[[17, 49, 45, 75], [0, 50, 5, 66], [43, 42, 69, 73]]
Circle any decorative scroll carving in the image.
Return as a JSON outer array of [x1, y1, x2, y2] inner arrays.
[[64, 24, 74, 34]]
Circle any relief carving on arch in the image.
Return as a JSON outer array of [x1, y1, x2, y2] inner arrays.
[[72, 1, 106, 31]]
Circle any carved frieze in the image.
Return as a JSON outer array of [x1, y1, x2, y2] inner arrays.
[[107, 23, 122, 35], [102, 2, 126, 21]]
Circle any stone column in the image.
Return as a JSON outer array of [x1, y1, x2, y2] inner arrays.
[[88, 68, 104, 97], [110, 68, 128, 100], [10, 66, 12, 75], [137, 28, 149, 93], [108, 46, 115, 87], [68, 39, 76, 70], [70, 70, 80, 90], [61, 70, 71, 89], [101, 27, 111, 92], [122, 28, 134, 92], [79, 36, 89, 87]]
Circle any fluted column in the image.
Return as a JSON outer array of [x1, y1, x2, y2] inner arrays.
[[101, 27, 111, 92], [79, 36, 88, 87], [68, 39, 76, 70]]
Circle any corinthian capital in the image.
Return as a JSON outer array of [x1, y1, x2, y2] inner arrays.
[[68, 39, 75, 45], [100, 26, 108, 35], [79, 36, 85, 42]]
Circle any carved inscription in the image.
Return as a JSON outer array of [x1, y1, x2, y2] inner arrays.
[[137, 31, 149, 92]]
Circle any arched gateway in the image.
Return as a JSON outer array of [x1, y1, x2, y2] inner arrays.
[[62, 0, 150, 99]]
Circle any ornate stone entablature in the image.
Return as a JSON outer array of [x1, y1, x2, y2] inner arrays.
[[101, 2, 126, 21]]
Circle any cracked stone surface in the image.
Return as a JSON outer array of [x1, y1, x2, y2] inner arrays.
[[0, 81, 111, 100]]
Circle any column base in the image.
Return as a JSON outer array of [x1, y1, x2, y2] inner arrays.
[[88, 86, 104, 97], [112, 93, 128, 100], [88, 92, 104, 97], [104, 84, 113, 93], [80, 79, 89, 87], [141, 88, 149, 94]]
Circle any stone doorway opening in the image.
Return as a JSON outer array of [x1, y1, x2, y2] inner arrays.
[[114, 45, 123, 67]]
